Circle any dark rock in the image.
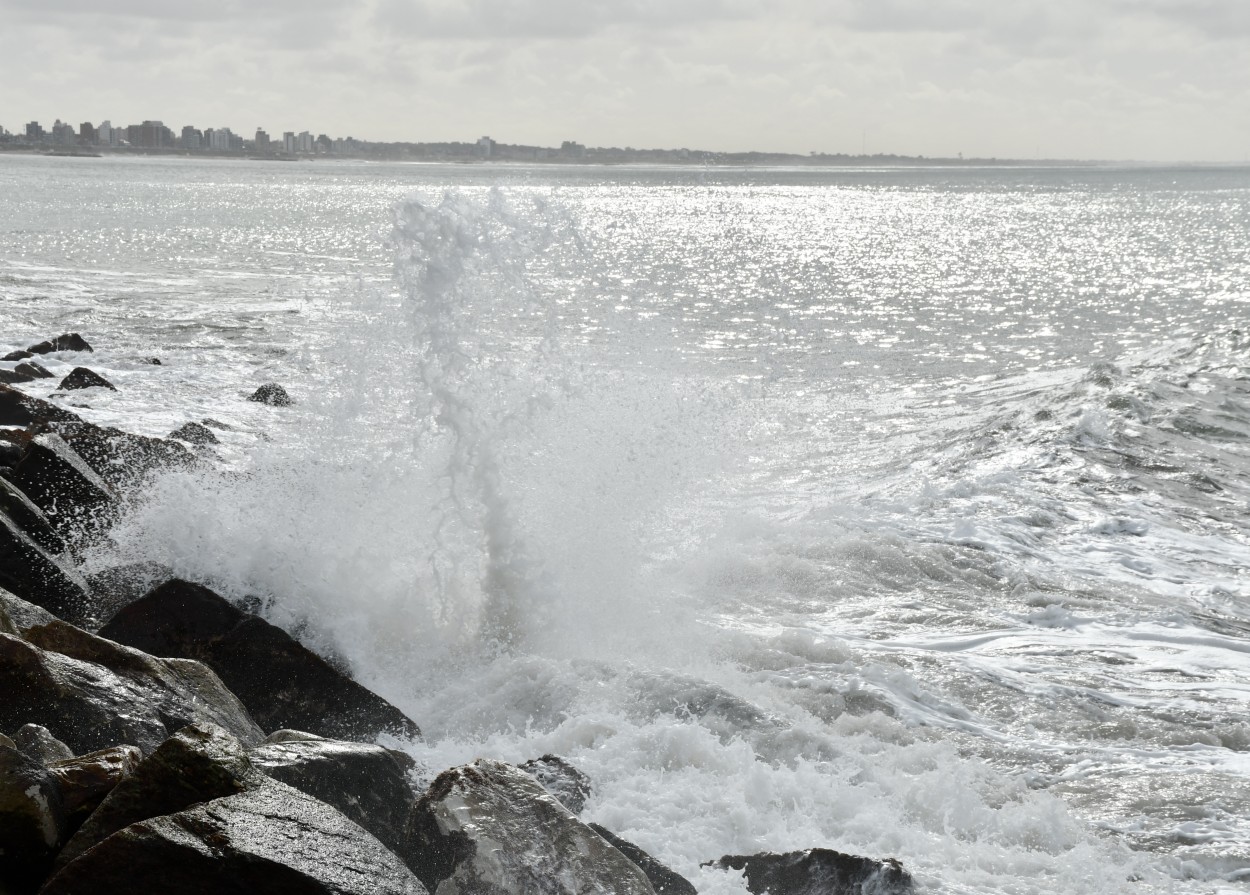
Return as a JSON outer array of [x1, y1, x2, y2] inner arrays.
[[250, 732, 417, 855], [403, 758, 655, 895], [44, 774, 429, 895], [53, 723, 259, 870], [13, 723, 74, 764], [248, 382, 294, 406], [0, 733, 13, 749], [0, 472, 66, 554], [142, 357, 161, 365], [0, 435, 22, 468], [14, 361, 54, 379], [3, 349, 34, 362], [48, 744, 142, 831], [86, 561, 176, 618], [591, 824, 698, 895], [520, 753, 593, 815], [169, 421, 219, 445], [27, 333, 93, 355], [0, 367, 35, 384], [704, 849, 914, 895], [0, 383, 83, 427], [100, 579, 421, 742], [0, 744, 67, 892], [48, 420, 192, 491], [11, 432, 117, 540], [0, 512, 92, 623], [0, 586, 57, 635], [201, 418, 231, 430], [58, 367, 116, 392], [0, 621, 264, 756]]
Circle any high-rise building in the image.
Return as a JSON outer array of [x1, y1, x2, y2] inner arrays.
[[97, 121, 114, 146], [181, 126, 203, 149], [138, 120, 173, 148], [297, 131, 314, 153], [255, 129, 270, 152], [52, 119, 76, 145], [79, 122, 96, 144], [207, 127, 233, 151], [283, 131, 296, 154], [25, 121, 45, 141]]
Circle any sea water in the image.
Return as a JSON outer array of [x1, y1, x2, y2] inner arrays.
[[2, 153, 1250, 893]]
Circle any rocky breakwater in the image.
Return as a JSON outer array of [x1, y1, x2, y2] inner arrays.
[[1, 334, 915, 895]]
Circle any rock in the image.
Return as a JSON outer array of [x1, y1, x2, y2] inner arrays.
[[14, 361, 54, 379], [48, 420, 192, 491], [169, 421, 219, 445], [3, 349, 33, 362], [248, 382, 294, 406], [520, 753, 594, 815], [704, 849, 914, 895], [27, 333, 93, 355], [47, 744, 142, 831], [201, 418, 231, 430], [0, 745, 67, 891], [100, 579, 421, 742], [142, 357, 161, 365], [85, 561, 176, 618], [0, 513, 92, 623], [58, 367, 117, 392], [53, 723, 259, 870], [0, 621, 264, 756], [0, 586, 57, 635], [0, 472, 66, 554], [403, 758, 656, 895], [13, 724, 74, 764], [0, 382, 83, 427], [0, 367, 35, 384], [590, 824, 698, 895], [0, 435, 23, 468], [250, 733, 417, 855], [44, 775, 429, 895], [11, 432, 117, 540]]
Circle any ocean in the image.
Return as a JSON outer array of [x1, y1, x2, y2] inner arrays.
[[2, 152, 1249, 893]]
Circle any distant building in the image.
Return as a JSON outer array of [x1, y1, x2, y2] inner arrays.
[[79, 122, 96, 144], [135, 120, 173, 148], [207, 127, 234, 151], [283, 131, 296, 154], [476, 136, 495, 158], [181, 126, 203, 149], [52, 119, 76, 145], [97, 121, 114, 146], [297, 131, 314, 153], [25, 121, 45, 141], [255, 129, 270, 152]]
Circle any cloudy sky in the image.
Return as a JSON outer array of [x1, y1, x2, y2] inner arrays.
[[2, 0, 1247, 161]]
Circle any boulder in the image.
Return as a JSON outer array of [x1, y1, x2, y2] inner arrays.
[[13, 723, 74, 764], [47, 744, 142, 831], [0, 513, 92, 623], [85, 560, 176, 618], [53, 723, 259, 870], [100, 579, 421, 742], [0, 586, 56, 635], [13, 361, 54, 379], [3, 349, 33, 362], [248, 382, 294, 406], [0, 745, 67, 892], [704, 849, 914, 895], [520, 753, 593, 815], [0, 435, 23, 468], [250, 732, 417, 855], [0, 472, 66, 554], [49, 420, 193, 491], [403, 758, 656, 895], [0, 367, 35, 385], [27, 333, 93, 355], [0, 621, 264, 756], [142, 357, 161, 365], [590, 824, 698, 895], [43, 775, 429, 895], [0, 383, 83, 427], [169, 421, 219, 445], [11, 432, 117, 539], [57, 367, 116, 392]]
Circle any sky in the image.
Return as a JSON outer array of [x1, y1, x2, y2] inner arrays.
[[1, 0, 1247, 161]]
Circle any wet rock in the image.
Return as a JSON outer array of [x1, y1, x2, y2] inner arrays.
[[520, 753, 593, 815], [14, 361, 54, 379], [44, 775, 428, 895], [403, 758, 656, 895], [0, 367, 35, 384], [100, 579, 421, 742], [0, 472, 66, 554], [0, 744, 67, 892], [0, 512, 92, 623], [0, 620, 264, 756], [169, 420, 219, 445], [47, 744, 142, 831], [3, 349, 33, 362], [201, 418, 231, 430], [142, 357, 161, 365], [590, 824, 698, 895], [53, 723, 259, 870], [704, 849, 914, 895], [58, 366, 116, 392], [0, 435, 23, 468], [0, 586, 57, 635], [48, 420, 192, 491], [13, 723, 74, 764], [85, 560, 176, 618], [0, 733, 13, 749], [250, 732, 417, 855], [248, 382, 294, 406], [0, 383, 83, 427], [27, 333, 93, 355], [11, 432, 117, 540]]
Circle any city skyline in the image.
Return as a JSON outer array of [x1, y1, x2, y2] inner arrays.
[[2, 0, 1248, 163]]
